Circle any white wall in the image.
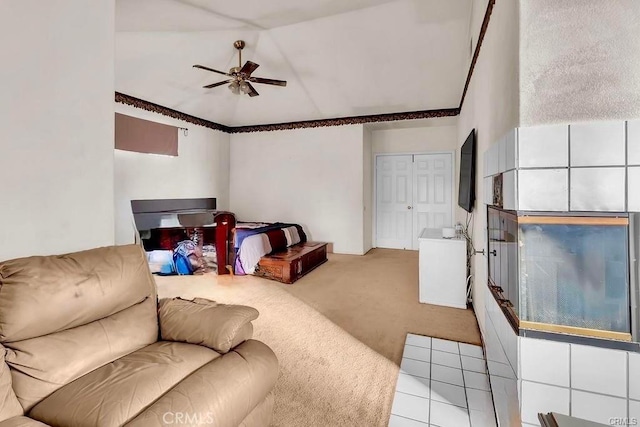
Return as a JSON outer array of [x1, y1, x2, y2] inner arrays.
[[229, 125, 366, 255], [114, 104, 230, 244], [0, 0, 115, 261], [457, 0, 520, 334], [520, 0, 640, 125], [371, 124, 458, 154], [468, 0, 490, 59], [363, 127, 373, 253]]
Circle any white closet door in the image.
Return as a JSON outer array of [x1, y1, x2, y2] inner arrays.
[[412, 153, 454, 249], [376, 155, 414, 249]]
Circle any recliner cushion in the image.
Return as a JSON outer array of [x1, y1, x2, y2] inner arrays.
[[29, 342, 218, 427], [0, 245, 156, 343], [6, 297, 158, 410], [124, 340, 278, 427]]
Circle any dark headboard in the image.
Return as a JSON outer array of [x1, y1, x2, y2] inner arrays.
[[131, 198, 216, 214]]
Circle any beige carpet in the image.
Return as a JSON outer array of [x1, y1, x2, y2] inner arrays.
[[154, 248, 481, 426], [276, 248, 481, 364], [156, 273, 397, 426]]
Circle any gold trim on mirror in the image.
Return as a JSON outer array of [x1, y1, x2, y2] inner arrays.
[[519, 320, 632, 342], [517, 216, 628, 226]]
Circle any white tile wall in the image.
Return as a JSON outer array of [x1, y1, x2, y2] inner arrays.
[[484, 176, 493, 205], [483, 290, 521, 426], [502, 170, 517, 210], [570, 121, 626, 166], [571, 390, 627, 425], [481, 120, 640, 427], [484, 321, 510, 368], [629, 399, 640, 420], [484, 154, 490, 178], [628, 120, 640, 165], [487, 360, 515, 379], [464, 371, 491, 391], [486, 144, 499, 177], [488, 120, 640, 214], [570, 167, 625, 211], [629, 353, 640, 400], [520, 381, 570, 425], [503, 327, 518, 376], [467, 389, 493, 412], [518, 124, 569, 168], [571, 344, 627, 397], [486, 288, 518, 376], [520, 338, 570, 387], [491, 376, 521, 426], [505, 129, 517, 171], [470, 409, 498, 427], [498, 137, 507, 175], [628, 167, 640, 211], [484, 289, 513, 371], [518, 169, 568, 211]]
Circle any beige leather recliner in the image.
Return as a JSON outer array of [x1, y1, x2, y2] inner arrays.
[[0, 245, 278, 427]]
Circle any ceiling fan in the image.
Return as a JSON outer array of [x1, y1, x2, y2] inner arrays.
[[193, 40, 287, 97]]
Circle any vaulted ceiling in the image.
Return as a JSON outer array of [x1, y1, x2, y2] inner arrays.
[[115, 0, 473, 127]]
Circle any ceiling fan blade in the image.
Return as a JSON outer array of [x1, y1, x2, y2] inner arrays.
[[240, 61, 260, 76], [193, 64, 231, 76], [203, 79, 232, 89], [246, 82, 259, 97], [250, 77, 287, 87]]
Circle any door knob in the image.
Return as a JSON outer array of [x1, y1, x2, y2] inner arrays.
[[407, 206, 413, 210]]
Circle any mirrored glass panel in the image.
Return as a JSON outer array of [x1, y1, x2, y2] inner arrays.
[[519, 218, 630, 335]]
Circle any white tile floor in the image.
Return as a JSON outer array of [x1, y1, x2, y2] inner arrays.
[[389, 334, 497, 427]]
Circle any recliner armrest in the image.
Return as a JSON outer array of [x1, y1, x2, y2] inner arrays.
[[158, 298, 258, 353]]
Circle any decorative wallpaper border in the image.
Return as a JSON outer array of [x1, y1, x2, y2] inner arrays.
[[115, 0, 495, 133], [459, 0, 495, 109], [228, 108, 460, 133], [114, 92, 231, 133]]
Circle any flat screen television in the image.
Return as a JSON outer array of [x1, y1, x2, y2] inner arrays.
[[458, 129, 476, 212]]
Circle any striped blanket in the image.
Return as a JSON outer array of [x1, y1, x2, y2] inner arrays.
[[234, 222, 307, 275]]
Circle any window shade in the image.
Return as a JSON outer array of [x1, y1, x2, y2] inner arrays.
[[115, 113, 178, 156]]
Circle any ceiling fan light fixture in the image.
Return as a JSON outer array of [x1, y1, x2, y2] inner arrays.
[[228, 81, 240, 95], [194, 40, 286, 98]]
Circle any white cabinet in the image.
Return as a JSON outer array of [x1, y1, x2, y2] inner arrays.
[[418, 228, 467, 309]]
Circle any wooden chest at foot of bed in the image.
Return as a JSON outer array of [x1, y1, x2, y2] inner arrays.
[[254, 242, 328, 284]]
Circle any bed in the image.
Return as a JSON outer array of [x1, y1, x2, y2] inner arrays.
[[234, 222, 307, 275]]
